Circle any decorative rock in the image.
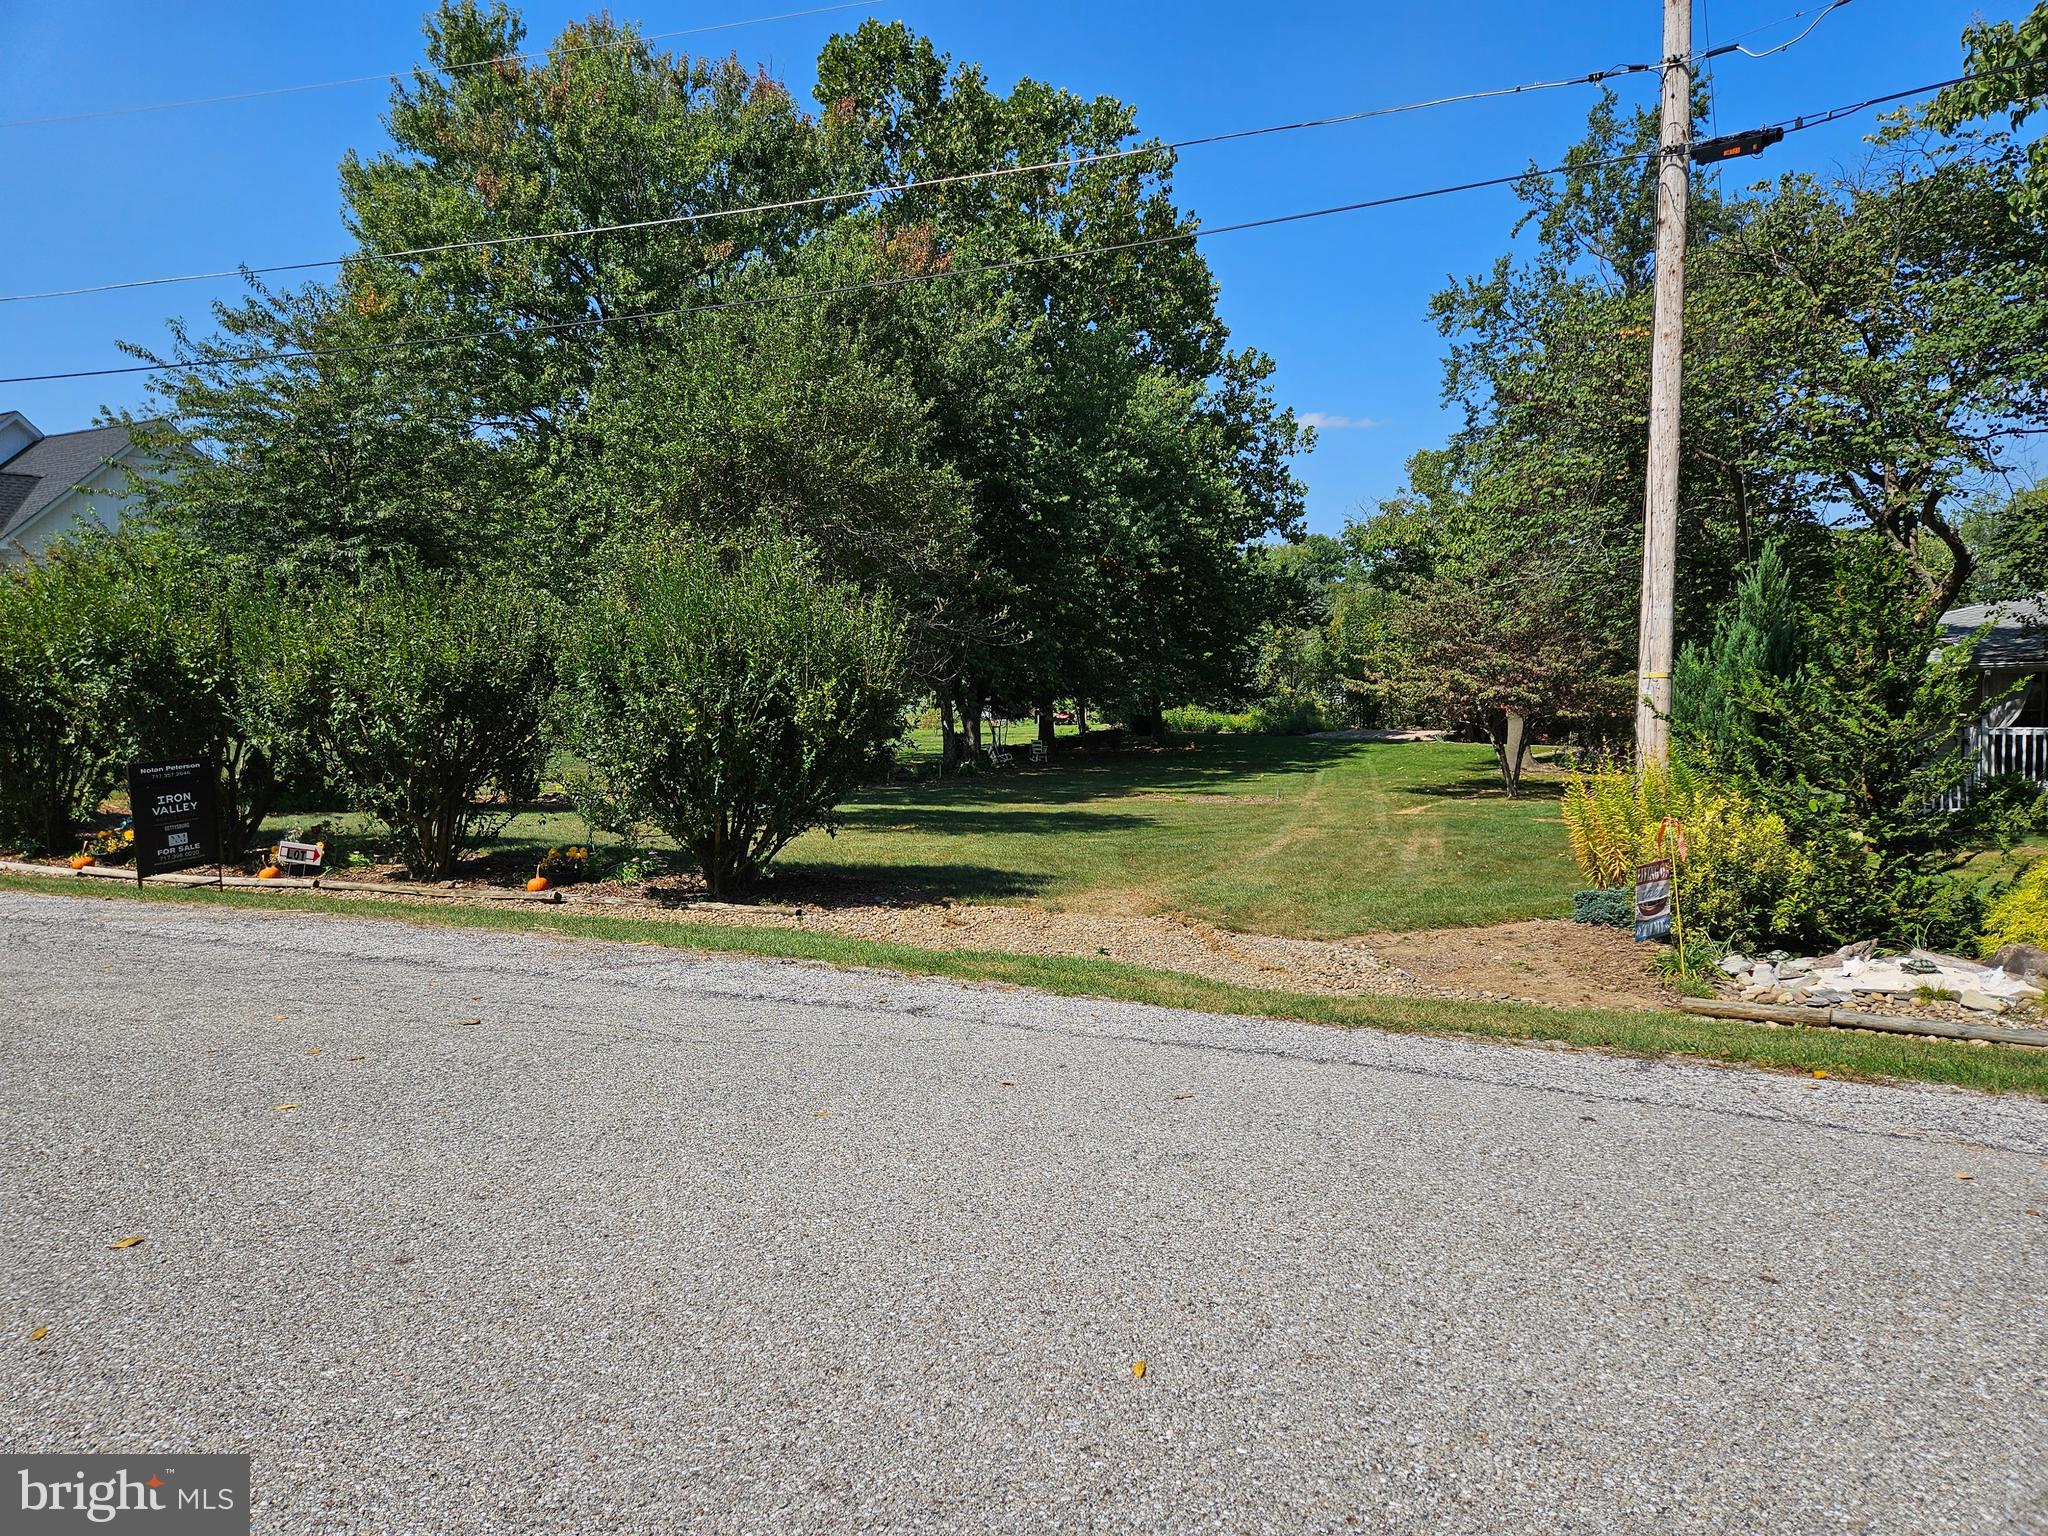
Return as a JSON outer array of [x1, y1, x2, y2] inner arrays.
[[1958, 990, 2009, 1014], [1718, 954, 1752, 977], [1777, 958, 1814, 980], [1910, 948, 1987, 975], [1807, 988, 1849, 1005], [1818, 938, 1879, 971], [1989, 943, 2048, 983], [1750, 963, 1778, 987]]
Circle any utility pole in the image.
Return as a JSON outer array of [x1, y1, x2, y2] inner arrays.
[[1634, 0, 1692, 768]]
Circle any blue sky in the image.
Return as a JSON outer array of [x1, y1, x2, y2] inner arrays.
[[0, 0, 2020, 534]]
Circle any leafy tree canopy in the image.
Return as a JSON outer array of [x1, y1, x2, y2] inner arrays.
[[131, 3, 1310, 765]]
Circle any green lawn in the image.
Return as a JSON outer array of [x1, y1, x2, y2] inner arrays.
[[777, 736, 1578, 936], [269, 735, 1579, 938]]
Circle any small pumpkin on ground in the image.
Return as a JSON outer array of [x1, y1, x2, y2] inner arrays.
[[257, 866, 281, 880]]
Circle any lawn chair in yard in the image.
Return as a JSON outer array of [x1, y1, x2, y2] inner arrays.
[[1027, 740, 1049, 764], [982, 713, 1017, 769]]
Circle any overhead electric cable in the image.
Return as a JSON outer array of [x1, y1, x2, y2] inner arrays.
[[0, 3, 874, 130], [0, 61, 2009, 389], [1718, 0, 1855, 61], [0, 151, 1665, 385], [1691, 0, 1855, 58], [0, 62, 1675, 306]]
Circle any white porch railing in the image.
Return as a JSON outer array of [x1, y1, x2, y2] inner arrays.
[[1940, 725, 2048, 809]]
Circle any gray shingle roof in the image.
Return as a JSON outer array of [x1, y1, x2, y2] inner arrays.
[[1941, 593, 2047, 669], [0, 422, 140, 542]]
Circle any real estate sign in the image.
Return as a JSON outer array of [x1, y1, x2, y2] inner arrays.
[[1633, 858, 1674, 943], [128, 759, 218, 879]]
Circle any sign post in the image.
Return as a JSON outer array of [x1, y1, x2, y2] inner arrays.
[[128, 759, 222, 888]]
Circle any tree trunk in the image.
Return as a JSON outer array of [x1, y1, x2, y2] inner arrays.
[[937, 682, 966, 774], [963, 695, 986, 757], [1492, 709, 1530, 797], [1036, 693, 1057, 748], [225, 741, 277, 861], [1076, 700, 1088, 732]]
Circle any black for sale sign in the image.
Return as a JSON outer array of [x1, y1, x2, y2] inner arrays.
[[129, 760, 218, 878]]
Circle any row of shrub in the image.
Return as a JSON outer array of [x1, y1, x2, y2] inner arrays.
[[1162, 693, 1333, 737], [0, 530, 909, 894]]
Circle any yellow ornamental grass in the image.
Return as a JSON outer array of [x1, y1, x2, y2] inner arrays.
[[1980, 860, 2048, 957], [1562, 762, 1806, 943]]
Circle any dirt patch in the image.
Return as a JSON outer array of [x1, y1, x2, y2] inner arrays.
[[1365, 919, 1672, 1012], [575, 889, 1437, 998], [567, 889, 1667, 1010]]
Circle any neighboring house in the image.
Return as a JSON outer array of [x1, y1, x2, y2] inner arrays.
[[1939, 592, 2048, 800], [0, 412, 163, 563]]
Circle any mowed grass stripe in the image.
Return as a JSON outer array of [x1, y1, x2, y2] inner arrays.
[[779, 737, 1580, 936]]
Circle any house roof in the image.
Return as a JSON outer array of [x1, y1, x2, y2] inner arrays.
[[0, 422, 141, 543], [1940, 592, 2048, 668]]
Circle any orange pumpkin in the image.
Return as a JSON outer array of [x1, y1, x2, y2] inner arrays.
[[68, 853, 94, 869], [525, 875, 551, 892], [257, 866, 281, 880]]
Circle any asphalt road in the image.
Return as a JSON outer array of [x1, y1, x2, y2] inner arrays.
[[2, 890, 2045, 1535]]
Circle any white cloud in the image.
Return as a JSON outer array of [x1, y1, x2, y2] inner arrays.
[[1297, 411, 1384, 430]]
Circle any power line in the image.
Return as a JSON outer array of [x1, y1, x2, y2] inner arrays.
[[1696, 0, 1851, 56], [0, 62, 1673, 307], [1760, 63, 2015, 136], [0, 3, 875, 130], [0, 63, 2008, 389], [1715, 0, 1855, 62], [0, 151, 1665, 386]]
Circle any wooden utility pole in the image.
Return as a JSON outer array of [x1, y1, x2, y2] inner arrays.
[[1634, 0, 1692, 768]]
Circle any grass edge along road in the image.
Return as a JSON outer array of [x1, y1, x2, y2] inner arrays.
[[6, 872, 2045, 1098]]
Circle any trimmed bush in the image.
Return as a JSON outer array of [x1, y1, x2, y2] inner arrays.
[[564, 534, 909, 898], [287, 565, 556, 880], [0, 534, 223, 853], [1570, 887, 1634, 928]]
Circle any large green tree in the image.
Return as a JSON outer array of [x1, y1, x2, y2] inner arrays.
[[1928, 3, 2048, 216], [1411, 87, 2048, 685], [133, 4, 1309, 770]]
